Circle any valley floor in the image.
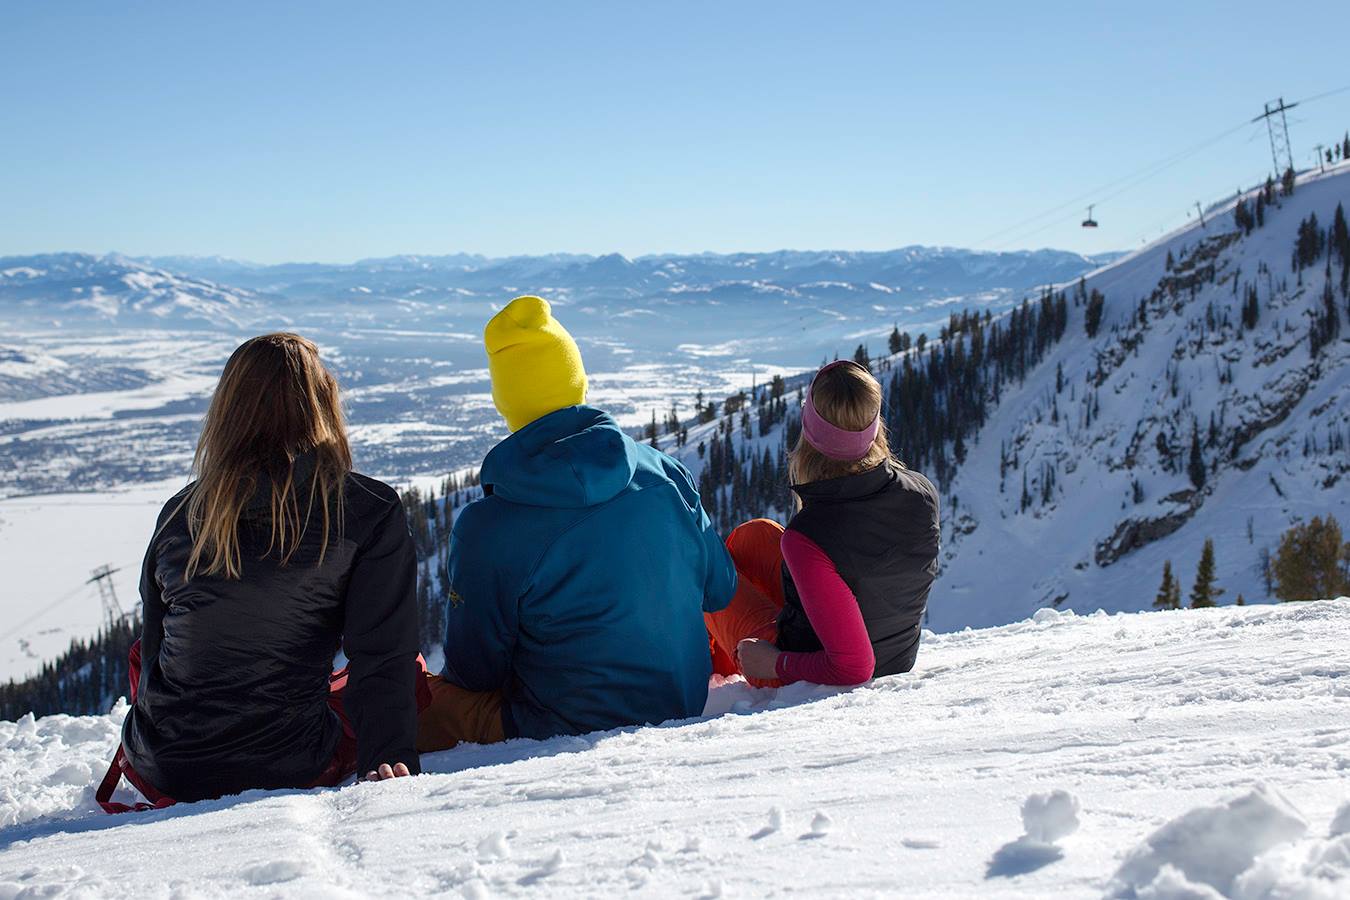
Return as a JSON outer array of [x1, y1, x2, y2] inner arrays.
[[1, 601, 1348, 898]]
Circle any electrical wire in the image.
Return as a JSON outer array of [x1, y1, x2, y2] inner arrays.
[[973, 83, 1350, 251], [0, 581, 97, 645]]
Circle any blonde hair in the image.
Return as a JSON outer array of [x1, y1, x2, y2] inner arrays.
[[183, 333, 351, 581], [789, 363, 894, 488]]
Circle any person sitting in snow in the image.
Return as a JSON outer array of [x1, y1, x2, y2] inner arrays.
[[105, 333, 424, 812], [705, 360, 940, 688], [417, 295, 737, 750]]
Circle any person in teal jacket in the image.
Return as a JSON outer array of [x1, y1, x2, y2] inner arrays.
[[415, 295, 736, 750]]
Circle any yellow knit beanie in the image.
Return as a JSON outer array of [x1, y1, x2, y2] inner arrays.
[[484, 295, 588, 432]]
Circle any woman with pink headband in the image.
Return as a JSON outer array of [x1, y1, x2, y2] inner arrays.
[[705, 359, 941, 686]]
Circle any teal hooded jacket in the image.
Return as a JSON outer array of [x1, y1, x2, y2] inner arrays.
[[441, 405, 737, 740]]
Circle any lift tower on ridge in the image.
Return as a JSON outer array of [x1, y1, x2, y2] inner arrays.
[[1253, 97, 1298, 176]]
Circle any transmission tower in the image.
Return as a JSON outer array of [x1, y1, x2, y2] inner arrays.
[[1252, 97, 1298, 176], [87, 565, 125, 630]]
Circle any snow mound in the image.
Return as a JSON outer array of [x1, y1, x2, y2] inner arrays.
[[1022, 789, 1081, 843], [986, 789, 1081, 878], [1331, 803, 1350, 838], [1107, 784, 1308, 898], [0, 702, 125, 828]]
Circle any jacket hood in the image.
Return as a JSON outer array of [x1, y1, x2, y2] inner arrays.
[[480, 405, 637, 509]]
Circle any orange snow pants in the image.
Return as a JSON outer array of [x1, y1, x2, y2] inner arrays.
[[704, 518, 787, 687], [415, 675, 506, 752]]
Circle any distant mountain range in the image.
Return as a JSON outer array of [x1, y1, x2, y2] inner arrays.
[[133, 247, 1124, 301], [0, 247, 1124, 332], [0, 253, 261, 328]]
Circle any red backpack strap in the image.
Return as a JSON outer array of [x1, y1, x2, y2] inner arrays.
[[96, 746, 135, 814], [96, 745, 175, 814], [98, 638, 176, 814]]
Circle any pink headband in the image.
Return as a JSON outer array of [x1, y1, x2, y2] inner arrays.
[[801, 360, 881, 461]]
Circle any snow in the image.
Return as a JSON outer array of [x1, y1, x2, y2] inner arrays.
[[1106, 785, 1309, 897], [1022, 789, 1082, 843], [0, 372, 217, 422], [2, 600, 1347, 897], [0, 480, 182, 680]]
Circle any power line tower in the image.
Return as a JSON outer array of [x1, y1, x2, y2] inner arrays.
[[87, 565, 125, 630], [1252, 97, 1298, 176]]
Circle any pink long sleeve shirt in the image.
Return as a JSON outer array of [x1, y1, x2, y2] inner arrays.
[[773, 529, 876, 685]]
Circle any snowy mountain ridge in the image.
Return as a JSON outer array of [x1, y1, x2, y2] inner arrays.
[[136, 245, 1122, 294], [0, 253, 263, 329], [930, 163, 1350, 628]]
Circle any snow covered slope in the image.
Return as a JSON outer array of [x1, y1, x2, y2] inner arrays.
[[663, 163, 1350, 628], [931, 164, 1350, 628], [1, 601, 1347, 898]]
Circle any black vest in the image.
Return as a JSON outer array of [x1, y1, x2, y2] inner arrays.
[[776, 460, 940, 678]]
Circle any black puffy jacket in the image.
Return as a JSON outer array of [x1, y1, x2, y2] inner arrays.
[[122, 460, 421, 801], [776, 460, 940, 678]]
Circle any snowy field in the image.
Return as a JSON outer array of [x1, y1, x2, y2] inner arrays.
[[0, 480, 181, 679], [2, 600, 1347, 898]]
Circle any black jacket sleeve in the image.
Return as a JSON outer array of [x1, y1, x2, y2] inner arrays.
[[342, 499, 422, 775], [136, 499, 180, 701]]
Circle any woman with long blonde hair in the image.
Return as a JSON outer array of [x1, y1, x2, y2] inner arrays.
[[705, 360, 941, 687], [100, 333, 422, 811]]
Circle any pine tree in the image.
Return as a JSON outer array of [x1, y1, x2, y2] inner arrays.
[[1234, 197, 1253, 234], [1281, 166, 1296, 197], [1189, 538, 1220, 608], [1241, 284, 1259, 329], [1085, 289, 1105, 337], [1154, 560, 1179, 609], [889, 324, 902, 355], [1332, 203, 1349, 270], [1187, 423, 1206, 489]]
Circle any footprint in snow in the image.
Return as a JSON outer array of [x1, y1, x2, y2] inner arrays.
[[902, 837, 941, 850], [476, 831, 511, 862], [630, 846, 661, 870], [517, 849, 564, 886], [242, 859, 311, 885], [750, 806, 785, 840], [799, 811, 832, 840], [461, 879, 491, 900], [699, 879, 726, 899]]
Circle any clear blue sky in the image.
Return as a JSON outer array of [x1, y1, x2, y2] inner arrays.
[[2, 1, 1347, 263]]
